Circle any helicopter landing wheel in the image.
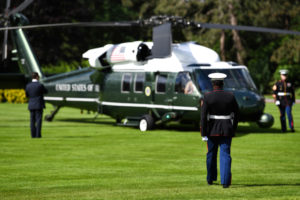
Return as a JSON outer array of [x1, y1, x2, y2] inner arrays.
[[44, 114, 53, 122], [139, 115, 154, 131], [116, 118, 122, 124]]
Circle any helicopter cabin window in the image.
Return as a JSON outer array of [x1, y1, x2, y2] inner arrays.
[[122, 74, 132, 93], [134, 73, 145, 93], [156, 75, 167, 93], [175, 72, 195, 95]]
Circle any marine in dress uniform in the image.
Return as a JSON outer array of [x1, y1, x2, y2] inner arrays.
[[25, 72, 48, 138], [272, 69, 295, 132], [200, 73, 239, 188]]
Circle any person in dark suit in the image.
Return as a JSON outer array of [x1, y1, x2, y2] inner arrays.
[[200, 73, 239, 188], [25, 72, 48, 138], [272, 69, 295, 132]]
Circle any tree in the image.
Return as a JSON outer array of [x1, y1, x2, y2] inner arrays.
[[2, 0, 144, 71], [1, 0, 299, 92]]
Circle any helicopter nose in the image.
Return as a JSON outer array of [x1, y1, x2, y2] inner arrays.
[[234, 91, 265, 120], [236, 91, 263, 106], [242, 95, 250, 101]]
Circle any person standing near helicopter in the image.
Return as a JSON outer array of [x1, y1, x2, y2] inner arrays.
[[26, 72, 48, 138], [200, 73, 239, 188], [272, 69, 295, 132]]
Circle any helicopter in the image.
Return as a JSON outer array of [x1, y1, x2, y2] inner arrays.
[[1, 1, 300, 131]]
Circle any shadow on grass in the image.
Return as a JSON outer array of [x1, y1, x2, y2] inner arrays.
[[234, 183, 300, 187], [51, 117, 286, 135], [46, 135, 94, 139], [55, 117, 115, 126], [158, 123, 199, 132], [56, 135, 93, 139], [236, 126, 283, 136], [158, 122, 284, 135]]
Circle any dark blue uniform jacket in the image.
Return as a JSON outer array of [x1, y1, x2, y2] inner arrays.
[[25, 81, 48, 110]]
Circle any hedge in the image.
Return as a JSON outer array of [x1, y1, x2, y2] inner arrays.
[[0, 89, 28, 103]]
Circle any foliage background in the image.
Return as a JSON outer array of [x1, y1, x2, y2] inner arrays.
[[1, 0, 299, 93], [0, 89, 27, 103]]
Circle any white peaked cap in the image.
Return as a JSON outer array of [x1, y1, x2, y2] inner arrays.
[[279, 69, 288, 75], [208, 73, 227, 81]]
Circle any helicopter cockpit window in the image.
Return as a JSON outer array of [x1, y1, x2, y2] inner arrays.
[[134, 73, 145, 93], [175, 72, 197, 95], [122, 74, 132, 93], [195, 68, 257, 92], [156, 75, 167, 93]]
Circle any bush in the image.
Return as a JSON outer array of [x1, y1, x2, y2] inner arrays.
[[0, 90, 3, 102], [41, 60, 89, 75], [0, 89, 28, 104]]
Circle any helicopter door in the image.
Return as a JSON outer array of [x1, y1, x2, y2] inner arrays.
[[172, 71, 200, 121]]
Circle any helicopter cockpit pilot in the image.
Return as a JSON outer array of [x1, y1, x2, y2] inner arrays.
[[200, 72, 239, 188]]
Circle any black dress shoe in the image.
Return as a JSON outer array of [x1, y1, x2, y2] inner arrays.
[[207, 181, 213, 185], [223, 184, 229, 188], [291, 129, 295, 132]]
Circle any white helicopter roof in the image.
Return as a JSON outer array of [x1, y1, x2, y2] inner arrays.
[[83, 41, 227, 73], [173, 42, 220, 65]]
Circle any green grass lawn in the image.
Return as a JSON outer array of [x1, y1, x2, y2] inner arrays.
[[0, 103, 300, 200]]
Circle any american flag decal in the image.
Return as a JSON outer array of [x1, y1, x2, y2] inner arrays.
[[110, 45, 126, 62]]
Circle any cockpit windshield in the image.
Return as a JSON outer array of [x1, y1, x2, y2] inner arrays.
[[194, 68, 257, 92]]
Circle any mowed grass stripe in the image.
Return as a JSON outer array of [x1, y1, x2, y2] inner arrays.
[[0, 102, 299, 200]]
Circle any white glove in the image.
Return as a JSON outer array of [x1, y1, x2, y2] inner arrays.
[[275, 100, 280, 106], [202, 136, 208, 142]]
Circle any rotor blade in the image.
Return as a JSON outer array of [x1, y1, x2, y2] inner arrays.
[[2, 29, 8, 60], [7, 0, 33, 17], [5, 0, 11, 10], [142, 16, 300, 35], [2, 0, 10, 60], [194, 22, 300, 35], [0, 21, 141, 31], [150, 23, 172, 58]]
